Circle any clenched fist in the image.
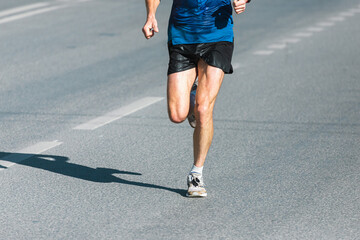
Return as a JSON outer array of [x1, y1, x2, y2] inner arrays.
[[233, 0, 249, 14], [142, 16, 159, 39]]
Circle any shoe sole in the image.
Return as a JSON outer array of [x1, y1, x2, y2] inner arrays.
[[186, 191, 207, 198], [187, 114, 196, 128]]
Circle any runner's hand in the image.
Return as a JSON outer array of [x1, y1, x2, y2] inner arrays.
[[142, 17, 159, 39], [233, 0, 247, 14]]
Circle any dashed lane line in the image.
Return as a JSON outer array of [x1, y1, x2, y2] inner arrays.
[[0, 141, 63, 170], [350, 8, 360, 13], [307, 27, 324, 32], [282, 38, 301, 44], [252, 2, 360, 57], [317, 21, 335, 27], [73, 97, 164, 130], [328, 16, 345, 22], [0, 5, 67, 25], [0, 0, 92, 25], [293, 32, 313, 38], [232, 62, 241, 70], [0, 97, 163, 170], [0, 2, 50, 18], [268, 44, 286, 50], [253, 50, 274, 56], [339, 11, 355, 17]]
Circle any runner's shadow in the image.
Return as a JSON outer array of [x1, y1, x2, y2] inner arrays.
[[0, 152, 187, 197]]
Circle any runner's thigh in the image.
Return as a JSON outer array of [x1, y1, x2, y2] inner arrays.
[[167, 69, 197, 121], [196, 60, 224, 108]]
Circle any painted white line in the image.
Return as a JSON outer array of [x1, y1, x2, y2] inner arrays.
[[253, 50, 274, 56], [339, 11, 355, 17], [0, 141, 63, 170], [294, 32, 313, 38], [282, 38, 301, 44], [317, 22, 335, 27], [232, 62, 241, 70], [74, 97, 164, 130], [0, 5, 66, 25], [57, 0, 92, 3], [329, 16, 345, 22], [349, 8, 360, 13], [307, 27, 324, 32], [0, 2, 50, 18], [268, 44, 286, 50]]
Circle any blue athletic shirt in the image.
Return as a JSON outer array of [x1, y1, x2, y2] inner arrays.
[[168, 0, 234, 45]]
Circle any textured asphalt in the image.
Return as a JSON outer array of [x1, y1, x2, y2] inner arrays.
[[0, 0, 359, 239]]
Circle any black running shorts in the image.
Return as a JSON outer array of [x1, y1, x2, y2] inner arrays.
[[167, 41, 234, 75]]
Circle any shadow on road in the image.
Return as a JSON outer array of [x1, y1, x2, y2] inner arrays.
[[0, 152, 186, 197]]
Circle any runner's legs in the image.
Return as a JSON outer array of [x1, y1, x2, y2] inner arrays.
[[193, 59, 224, 167], [167, 60, 224, 168]]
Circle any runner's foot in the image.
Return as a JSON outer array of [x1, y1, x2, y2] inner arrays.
[[188, 82, 197, 128], [186, 172, 207, 197]]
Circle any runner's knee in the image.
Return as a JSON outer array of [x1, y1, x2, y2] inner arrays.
[[195, 101, 213, 126], [168, 108, 187, 123]]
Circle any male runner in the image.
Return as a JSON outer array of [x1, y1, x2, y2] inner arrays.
[[142, 0, 250, 197]]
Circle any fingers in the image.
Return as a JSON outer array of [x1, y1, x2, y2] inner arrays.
[[233, 0, 247, 14], [142, 24, 154, 39], [142, 26, 154, 39], [142, 19, 159, 39], [153, 25, 159, 33]]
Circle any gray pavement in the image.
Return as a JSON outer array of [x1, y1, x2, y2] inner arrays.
[[0, 0, 359, 239]]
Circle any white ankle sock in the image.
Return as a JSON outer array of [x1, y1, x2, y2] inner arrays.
[[190, 165, 203, 175]]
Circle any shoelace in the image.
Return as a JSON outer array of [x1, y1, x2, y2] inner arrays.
[[190, 174, 204, 187]]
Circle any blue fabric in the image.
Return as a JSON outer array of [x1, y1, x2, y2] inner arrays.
[[168, 0, 234, 45]]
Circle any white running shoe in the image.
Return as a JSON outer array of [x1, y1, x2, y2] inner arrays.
[[186, 172, 207, 197]]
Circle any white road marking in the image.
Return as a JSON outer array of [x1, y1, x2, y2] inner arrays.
[[329, 16, 345, 22], [74, 97, 164, 130], [57, 0, 92, 2], [268, 44, 286, 50], [0, 2, 50, 18], [294, 32, 313, 38], [232, 62, 241, 70], [253, 50, 274, 56], [282, 38, 301, 43], [317, 22, 335, 27], [339, 11, 355, 17], [349, 8, 360, 13], [307, 27, 324, 32], [0, 5, 66, 24], [0, 141, 63, 170]]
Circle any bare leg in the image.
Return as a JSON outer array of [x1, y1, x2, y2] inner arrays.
[[193, 60, 224, 167], [167, 68, 197, 123], [167, 63, 223, 168]]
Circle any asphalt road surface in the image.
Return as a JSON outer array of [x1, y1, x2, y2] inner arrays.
[[1, 0, 359, 239]]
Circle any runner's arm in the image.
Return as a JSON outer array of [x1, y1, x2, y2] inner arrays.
[[142, 0, 161, 39], [233, 0, 250, 15]]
